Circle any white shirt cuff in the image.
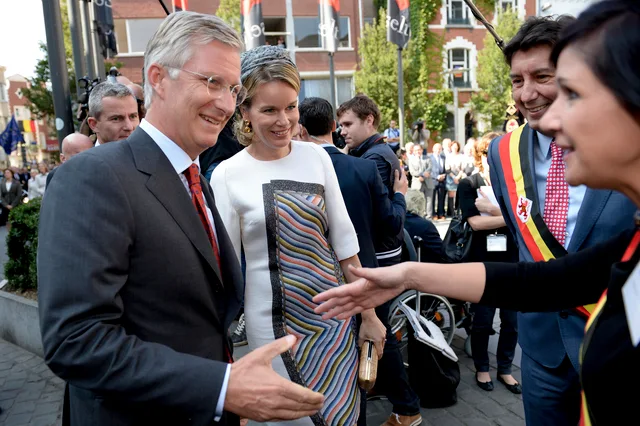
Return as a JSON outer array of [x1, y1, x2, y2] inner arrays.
[[214, 364, 231, 422]]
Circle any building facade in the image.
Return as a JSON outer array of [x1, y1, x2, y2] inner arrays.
[[111, 0, 376, 108], [431, 0, 595, 143], [110, 0, 595, 145], [6, 75, 55, 167]]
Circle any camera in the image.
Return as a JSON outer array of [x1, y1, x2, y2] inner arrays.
[[333, 126, 347, 149], [413, 119, 424, 132], [76, 76, 101, 122]]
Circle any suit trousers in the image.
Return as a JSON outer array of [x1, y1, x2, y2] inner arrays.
[[432, 185, 446, 217], [470, 305, 518, 375], [374, 254, 421, 415], [521, 352, 581, 426], [421, 185, 433, 219]]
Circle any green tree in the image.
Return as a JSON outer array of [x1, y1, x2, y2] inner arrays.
[[21, 1, 122, 126], [355, 1, 444, 135], [216, 0, 241, 34], [471, 9, 521, 129], [354, 8, 400, 131]]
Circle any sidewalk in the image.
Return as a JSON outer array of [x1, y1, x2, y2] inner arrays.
[[0, 339, 64, 426], [0, 334, 524, 426]]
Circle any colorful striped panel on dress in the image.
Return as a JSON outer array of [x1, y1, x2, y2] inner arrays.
[[263, 180, 360, 426]]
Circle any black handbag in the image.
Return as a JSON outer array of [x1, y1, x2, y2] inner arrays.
[[442, 210, 473, 263], [408, 331, 460, 408]]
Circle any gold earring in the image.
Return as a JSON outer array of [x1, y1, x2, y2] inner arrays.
[[243, 120, 252, 134]]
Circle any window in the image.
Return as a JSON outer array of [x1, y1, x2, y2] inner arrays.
[[294, 17, 350, 49], [300, 77, 353, 105], [447, 0, 470, 26], [263, 17, 289, 47], [125, 19, 164, 53], [0, 83, 6, 102], [448, 49, 471, 88], [500, 0, 516, 12]]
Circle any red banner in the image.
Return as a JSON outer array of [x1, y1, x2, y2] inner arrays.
[[46, 139, 60, 152]]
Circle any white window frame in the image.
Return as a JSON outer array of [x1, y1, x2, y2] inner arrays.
[[448, 49, 470, 88], [299, 70, 355, 104], [447, 0, 471, 26], [293, 16, 353, 52], [442, 37, 478, 90], [122, 18, 164, 56], [500, 0, 516, 12], [263, 16, 290, 48]]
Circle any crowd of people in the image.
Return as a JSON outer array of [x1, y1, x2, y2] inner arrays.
[[22, 1, 638, 426]]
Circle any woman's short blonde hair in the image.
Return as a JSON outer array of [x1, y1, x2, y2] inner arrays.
[[234, 61, 301, 147], [474, 131, 502, 172]]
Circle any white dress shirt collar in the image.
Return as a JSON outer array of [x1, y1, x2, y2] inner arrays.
[[536, 131, 554, 159], [139, 119, 200, 174]]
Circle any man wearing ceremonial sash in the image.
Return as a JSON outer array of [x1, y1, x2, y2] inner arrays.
[[487, 16, 636, 426]]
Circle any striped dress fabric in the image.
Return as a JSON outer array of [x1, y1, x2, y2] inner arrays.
[[265, 181, 360, 426]]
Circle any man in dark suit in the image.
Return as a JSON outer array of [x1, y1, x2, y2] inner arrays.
[[0, 169, 23, 226], [37, 12, 323, 426], [488, 16, 637, 426], [429, 143, 447, 220], [46, 133, 94, 188], [298, 97, 408, 269]]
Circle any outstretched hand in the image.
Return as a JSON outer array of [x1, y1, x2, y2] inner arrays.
[[313, 264, 409, 320], [225, 335, 325, 422]]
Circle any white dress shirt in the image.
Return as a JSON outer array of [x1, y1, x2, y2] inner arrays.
[[138, 119, 229, 421], [534, 131, 587, 249]]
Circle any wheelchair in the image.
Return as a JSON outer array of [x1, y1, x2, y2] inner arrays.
[[388, 230, 473, 366]]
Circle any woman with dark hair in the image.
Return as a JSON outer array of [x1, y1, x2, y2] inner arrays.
[[314, 2, 640, 424], [456, 132, 520, 394]]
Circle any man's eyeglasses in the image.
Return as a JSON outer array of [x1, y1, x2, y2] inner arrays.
[[168, 67, 247, 106]]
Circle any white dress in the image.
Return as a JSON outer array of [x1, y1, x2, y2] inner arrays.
[[211, 141, 361, 426]]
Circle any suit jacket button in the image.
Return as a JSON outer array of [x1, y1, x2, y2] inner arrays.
[[559, 311, 569, 319]]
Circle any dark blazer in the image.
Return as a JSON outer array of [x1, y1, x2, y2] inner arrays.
[[37, 127, 243, 426], [323, 145, 406, 268], [0, 179, 22, 208], [488, 125, 637, 370], [428, 153, 446, 187], [45, 167, 56, 188], [403, 212, 444, 263]]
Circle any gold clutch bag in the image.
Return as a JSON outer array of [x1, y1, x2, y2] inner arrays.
[[358, 340, 378, 391]]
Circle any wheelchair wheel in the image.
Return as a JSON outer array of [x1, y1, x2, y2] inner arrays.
[[388, 292, 456, 366]]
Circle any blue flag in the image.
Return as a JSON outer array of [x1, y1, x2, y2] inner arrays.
[[0, 116, 23, 155]]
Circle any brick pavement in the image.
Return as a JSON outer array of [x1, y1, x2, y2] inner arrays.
[[365, 336, 525, 426], [0, 335, 524, 426], [0, 339, 63, 426]]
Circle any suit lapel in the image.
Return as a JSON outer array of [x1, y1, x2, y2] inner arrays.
[[128, 128, 223, 285], [528, 127, 541, 205], [568, 189, 612, 252]]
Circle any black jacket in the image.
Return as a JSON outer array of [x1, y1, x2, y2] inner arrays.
[[349, 134, 405, 258], [323, 145, 406, 268]]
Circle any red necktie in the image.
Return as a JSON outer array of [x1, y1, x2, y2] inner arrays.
[[183, 164, 222, 272], [543, 141, 569, 246], [184, 164, 233, 362]]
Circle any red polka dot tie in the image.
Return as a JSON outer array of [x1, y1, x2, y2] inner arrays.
[[543, 140, 569, 246]]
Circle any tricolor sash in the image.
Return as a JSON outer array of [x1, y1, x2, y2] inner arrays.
[[495, 124, 595, 318], [578, 229, 640, 426]]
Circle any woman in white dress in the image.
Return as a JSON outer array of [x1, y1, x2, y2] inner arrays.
[[211, 46, 385, 426]]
